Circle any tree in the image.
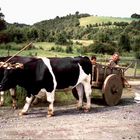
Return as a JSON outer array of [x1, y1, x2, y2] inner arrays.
[[118, 34, 131, 52], [95, 31, 110, 43], [131, 13, 140, 19], [66, 45, 73, 53], [0, 8, 6, 31], [27, 27, 38, 40], [75, 11, 79, 17], [55, 32, 68, 45], [88, 41, 116, 54], [132, 36, 140, 59]]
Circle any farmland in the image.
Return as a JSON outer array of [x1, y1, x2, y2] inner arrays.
[[79, 16, 136, 26]]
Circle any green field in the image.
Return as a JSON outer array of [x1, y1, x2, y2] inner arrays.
[[79, 16, 136, 26], [0, 41, 135, 59], [0, 42, 79, 57]]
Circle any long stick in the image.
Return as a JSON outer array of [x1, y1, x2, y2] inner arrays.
[[4, 42, 32, 63], [0, 42, 32, 68]]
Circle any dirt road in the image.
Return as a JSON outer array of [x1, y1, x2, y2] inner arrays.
[[0, 81, 140, 140]]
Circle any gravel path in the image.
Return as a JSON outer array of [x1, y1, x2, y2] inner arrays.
[[0, 81, 140, 140]]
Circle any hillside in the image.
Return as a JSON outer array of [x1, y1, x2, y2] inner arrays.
[[1, 12, 140, 58], [79, 16, 136, 26]]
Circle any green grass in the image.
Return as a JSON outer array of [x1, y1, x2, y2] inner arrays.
[[0, 49, 80, 58], [72, 39, 94, 46], [34, 42, 56, 50], [0, 42, 80, 57], [0, 42, 136, 59], [79, 16, 137, 26]]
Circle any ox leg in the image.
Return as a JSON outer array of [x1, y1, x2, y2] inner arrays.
[[76, 83, 84, 109], [9, 88, 17, 109], [46, 91, 55, 117], [82, 81, 92, 112], [0, 91, 4, 106], [19, 95, 34, 116]]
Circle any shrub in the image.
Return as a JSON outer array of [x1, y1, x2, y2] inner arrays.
[[132, 36, 140, 59], [66, 45, 73, 53], [88, 41, 116, 54]]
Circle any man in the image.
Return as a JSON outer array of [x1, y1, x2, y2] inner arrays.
[[108, 52, 120, 67], [90, 56, 97, 83], [108, 52, 131, 88], [91, 55, 97, 65]]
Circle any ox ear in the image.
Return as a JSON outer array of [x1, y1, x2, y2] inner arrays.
[[35, 60, 46, 81]]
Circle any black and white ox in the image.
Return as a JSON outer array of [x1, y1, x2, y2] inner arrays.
[[0, 56, 92, 117], [0, 56, 37, 108]]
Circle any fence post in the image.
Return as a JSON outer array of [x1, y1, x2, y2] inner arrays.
[[7, 45, 10, 56], [134, 59, 137, 78]]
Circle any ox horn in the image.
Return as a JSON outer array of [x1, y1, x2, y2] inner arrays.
[[14, 63, 24, 69]]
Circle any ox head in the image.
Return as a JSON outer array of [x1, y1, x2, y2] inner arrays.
[[0, 62, 12, 83], [0, 62, 24, 91]]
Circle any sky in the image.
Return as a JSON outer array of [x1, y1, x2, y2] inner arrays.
[[0, 0, 140, 25]]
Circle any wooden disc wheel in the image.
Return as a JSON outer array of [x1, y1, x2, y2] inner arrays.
[[102, 74, 123, 106]]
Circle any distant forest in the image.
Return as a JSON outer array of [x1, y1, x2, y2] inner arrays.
[[0, 9, 140, 58]]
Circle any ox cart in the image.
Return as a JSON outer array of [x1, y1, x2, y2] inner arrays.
[[72, 64, 129, 106]]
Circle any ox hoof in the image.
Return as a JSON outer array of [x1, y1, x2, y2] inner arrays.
[[13, 106, 17, 110], [0, 104, 4, 107], [12, 104, 17, 110], [47, 113, 54, 118], [47, 114, 53, 118], [77, 103, 83, 110], [83, 106, 90, 113], [47, 110, 54, 118], [84, 108, 90, 113], [0, 102, 4, 107], [19, 111, 28, 116]]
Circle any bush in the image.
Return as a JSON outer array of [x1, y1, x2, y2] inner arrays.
[[0, 43, 11, 49], [88, 41, 116, 54], [76, 46, 88, 55], [132, 36, 140, 59], [135, 51, 140, 59], [65, 45, 73, 53], [50, 46, 64, 52]]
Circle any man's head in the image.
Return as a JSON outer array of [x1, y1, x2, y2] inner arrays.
[[112, 52, 120, 62], [91, 56, 96, 65]]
